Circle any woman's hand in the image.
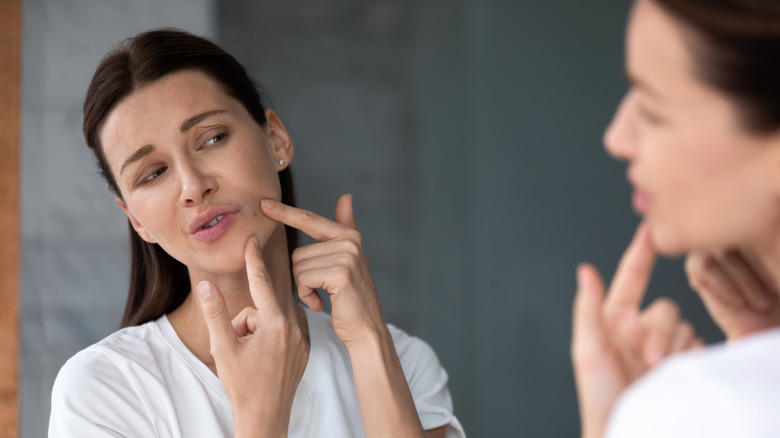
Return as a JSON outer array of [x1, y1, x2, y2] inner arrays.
[[261, 195, 428, 437], [685, 249, 780, 339], [197, 237, 309, 438], [260, 194, 388, 347], [571, 222, 703, 438]]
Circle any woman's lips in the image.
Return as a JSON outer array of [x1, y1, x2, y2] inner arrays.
[[192, 211, 238, 243], [632, 189, 652, 215]]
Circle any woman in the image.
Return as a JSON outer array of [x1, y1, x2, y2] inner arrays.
[[48, 29, 463, 437], [572, 0, 780, 437]]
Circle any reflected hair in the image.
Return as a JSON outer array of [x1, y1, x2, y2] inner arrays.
[[83, 29, 299, 328], [652, 0, 780, 133]]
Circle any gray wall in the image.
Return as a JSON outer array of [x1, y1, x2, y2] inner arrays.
[[21, 1, 724, 437]]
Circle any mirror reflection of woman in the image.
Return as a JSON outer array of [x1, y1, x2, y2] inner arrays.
[[48, 30, 464, 438], [572, 1, 780, 437]]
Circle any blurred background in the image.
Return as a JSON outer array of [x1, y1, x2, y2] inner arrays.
[[19, 0, 725, 436]]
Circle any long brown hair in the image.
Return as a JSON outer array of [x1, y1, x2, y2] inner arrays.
[[83, 29, 300, 327], [652, 0, 780, 133]]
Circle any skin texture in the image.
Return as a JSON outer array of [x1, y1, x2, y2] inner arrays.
[[572, 1, 780, 437], [100, 70, 442, 437]]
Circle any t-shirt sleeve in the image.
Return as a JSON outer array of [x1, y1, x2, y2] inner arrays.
[[49, 348, 156, 437], [605, 359, 742, 438], [388, 324, 466, 438]]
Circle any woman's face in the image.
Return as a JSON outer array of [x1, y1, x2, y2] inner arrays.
[[605, 0, 780, 255], [101, 70, 293, 275]]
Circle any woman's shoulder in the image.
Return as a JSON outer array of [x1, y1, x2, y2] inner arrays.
[[49, 320, 170, 436], [52, 318, 174, 395], [65, 319, 165, 365], [606, 327, 780, 438], [642, 326, 780, 393]]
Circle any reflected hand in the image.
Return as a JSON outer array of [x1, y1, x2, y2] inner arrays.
[[197, 237, 308, 436], [686, 249, 780, 339], [571, 222, 703, 438]]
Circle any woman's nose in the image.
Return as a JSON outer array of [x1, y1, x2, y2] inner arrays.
[[178, 163, 217, 206], [604, 92, 639, 161]]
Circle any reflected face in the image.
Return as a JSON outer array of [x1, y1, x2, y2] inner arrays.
[[604, 0, 780, 255], [100, 70, 293, 275]]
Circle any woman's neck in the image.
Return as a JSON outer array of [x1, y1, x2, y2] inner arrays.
[[167, 225, 307, 372]]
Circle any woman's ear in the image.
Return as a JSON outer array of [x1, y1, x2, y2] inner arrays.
[[115, 197, 155, 243], [264, 109, 294, 169]]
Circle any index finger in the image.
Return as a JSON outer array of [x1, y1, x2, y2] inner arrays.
[[604, 221, 658, 314], [260, 198, 347, 242], [244, 236, 284, 322]]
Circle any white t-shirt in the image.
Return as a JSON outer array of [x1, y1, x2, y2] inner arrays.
[[605, 327, 780, 438], [49, 308, 465, 437]]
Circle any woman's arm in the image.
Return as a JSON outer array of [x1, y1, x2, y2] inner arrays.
[[261, 196, 448, 437]]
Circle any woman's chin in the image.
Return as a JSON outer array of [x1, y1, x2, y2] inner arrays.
[[648, 224, 689, 257]]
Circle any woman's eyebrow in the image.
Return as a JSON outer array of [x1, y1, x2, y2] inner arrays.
[[180, 109, 227, 133], [120, 144, 154, 175], [628, 73, 665, 102], [119, 110, 228, 176]]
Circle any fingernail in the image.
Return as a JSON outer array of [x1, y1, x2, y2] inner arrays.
[[198, 281, 214, 298], [253, 235, 260, 248], [261, 199, 274, 209]]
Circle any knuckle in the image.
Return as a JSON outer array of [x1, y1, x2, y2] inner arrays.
[[343, 238, 362, 255], [268, 317, 290, 335], [333, 265, 352, 284], [300, 209, 318, 225], [291, 248, 304, 264], [203, 299, 226, 320], [684, 253, 700, 275], [337, 253, 357, 269], [702, 256, 719, 273], [344, 228, 362, 244], [252, 270, 273, 287], [678, 321, 694, 338]]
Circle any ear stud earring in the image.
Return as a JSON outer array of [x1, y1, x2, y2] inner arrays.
[[278, 159, 285, 167]]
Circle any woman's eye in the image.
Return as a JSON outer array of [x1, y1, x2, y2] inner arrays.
[[638, 105, 663, 125], [141, 167, 166, 184], [204, 132, 227, 147]]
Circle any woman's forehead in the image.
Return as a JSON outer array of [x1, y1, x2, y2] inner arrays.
[[103, 72, 235, 136]]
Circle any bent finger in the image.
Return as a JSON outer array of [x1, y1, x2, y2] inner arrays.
[[639, 297, 680, 367], [669, 320, 696, 354], [244, 236, 284, 321], [297, 285, 324, 313], [685, 253, 744, 309], [197, 281, 238, 355], [720, 249, 772, 311], [231, 307, 259, 338]]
